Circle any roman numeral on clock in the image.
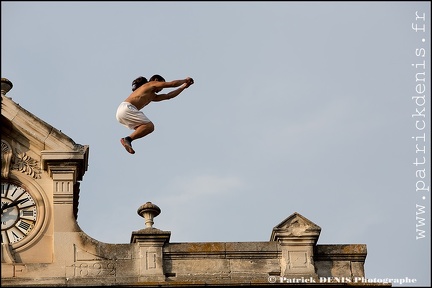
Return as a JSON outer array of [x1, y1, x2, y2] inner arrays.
[[22, 210, 34, 217], [17, 221, 31, 232]]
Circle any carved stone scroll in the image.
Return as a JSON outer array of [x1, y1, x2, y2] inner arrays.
[[1, 140, 13, 178]]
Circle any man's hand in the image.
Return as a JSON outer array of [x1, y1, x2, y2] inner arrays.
[[185, 77, 194, 88]]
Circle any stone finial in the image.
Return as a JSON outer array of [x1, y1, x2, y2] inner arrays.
[[137, 202, 161, 228], [1, 78, 13, 95]]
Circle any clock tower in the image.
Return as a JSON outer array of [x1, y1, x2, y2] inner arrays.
[[1, 78, 89, 266]]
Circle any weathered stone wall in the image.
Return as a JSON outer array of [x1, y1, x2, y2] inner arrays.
[[1, 217, 370, 287], [163, 242, 280, 282]]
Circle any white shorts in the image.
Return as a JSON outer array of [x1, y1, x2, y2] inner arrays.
[[116, 102, 151, 130]]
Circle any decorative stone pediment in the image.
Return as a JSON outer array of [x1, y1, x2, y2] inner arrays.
[[270, 213, 322, 278], [1, 94, 89, 180], [270, 212, 321, 241]]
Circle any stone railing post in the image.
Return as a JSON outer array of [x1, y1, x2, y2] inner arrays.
[[130, 202, 171, 282]]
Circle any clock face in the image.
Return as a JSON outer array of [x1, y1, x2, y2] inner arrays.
[[1, 182, 38, 244]]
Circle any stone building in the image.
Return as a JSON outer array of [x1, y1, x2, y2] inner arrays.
[[1, 78, 389, 287]]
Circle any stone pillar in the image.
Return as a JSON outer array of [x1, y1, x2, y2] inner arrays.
[[45, 163, 80, 231], [41, 148, 88, 224], [270, 212, 321, 279], [130, 202, 171, 282]]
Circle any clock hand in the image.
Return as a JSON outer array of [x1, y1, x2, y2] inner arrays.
[[0, 202, 9, 214], [0, 202, 11, 214], [0, 198, 28, 214], [10, 198, 28, 208]]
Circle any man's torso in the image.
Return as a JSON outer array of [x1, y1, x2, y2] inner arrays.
[[124, 84, 156, 110]]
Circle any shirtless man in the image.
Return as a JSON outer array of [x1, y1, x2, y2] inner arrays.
[[116, 74, 194, 154]]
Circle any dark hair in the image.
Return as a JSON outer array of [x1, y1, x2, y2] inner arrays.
[[132, 76, 148, 91], [149, 74, 165, 82]]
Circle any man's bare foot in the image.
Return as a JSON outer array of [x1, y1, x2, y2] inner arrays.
[[120, 138, 135, 154]]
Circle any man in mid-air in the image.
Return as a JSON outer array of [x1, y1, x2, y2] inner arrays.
[[116, 74, 194, 154]]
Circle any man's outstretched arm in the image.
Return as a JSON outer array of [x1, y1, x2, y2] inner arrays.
[[153, 78, 194, 102], [152, 77, 193, 89]]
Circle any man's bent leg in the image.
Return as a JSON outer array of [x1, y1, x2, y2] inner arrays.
[[120, 122, 155, 154], [130, 122, 155, 140]]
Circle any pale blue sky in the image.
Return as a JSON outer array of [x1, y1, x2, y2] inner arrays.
[[2, 1, 430, 286]]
